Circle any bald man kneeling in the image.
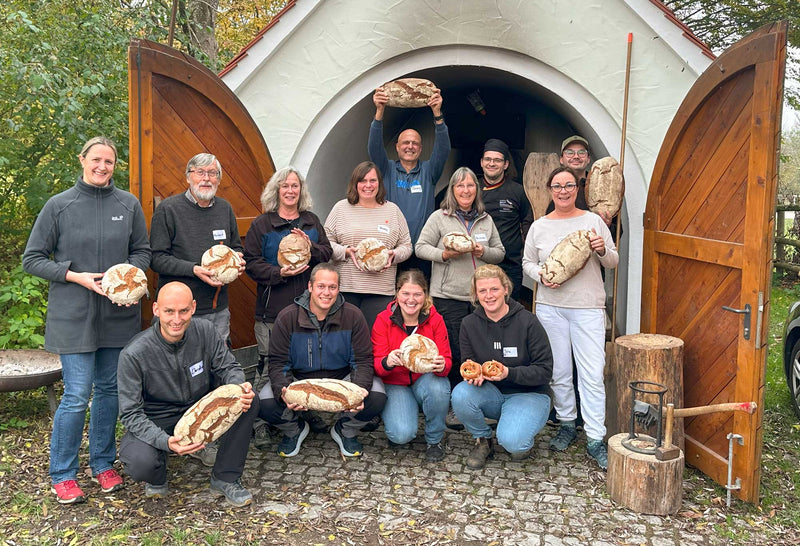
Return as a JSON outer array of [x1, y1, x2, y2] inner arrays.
[[117, 281, 258, 507]]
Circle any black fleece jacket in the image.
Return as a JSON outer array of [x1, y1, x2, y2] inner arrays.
[[458, 299, 553, 394]]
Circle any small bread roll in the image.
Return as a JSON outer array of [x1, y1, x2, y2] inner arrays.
[[481, 360, 506, 379], [277, 233, 311, 270], [283, 378, 365, 412], [201, 244, 242, 284], [460, 359, 482, 380], [355, 238, 391, 272], [442, 232, 476, 252], [398, 334, 439, 374], [173, 384, 245, 445], [101, 264, 148, 305]]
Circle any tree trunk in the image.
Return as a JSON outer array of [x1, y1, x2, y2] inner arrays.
[[187, 0, 219, 66]]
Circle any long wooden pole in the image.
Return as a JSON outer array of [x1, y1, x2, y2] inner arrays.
[[611, 33, 633, 341], [168, 0, 179, 47]]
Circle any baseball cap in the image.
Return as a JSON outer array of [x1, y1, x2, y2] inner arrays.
[[560, 135, 589, 154]]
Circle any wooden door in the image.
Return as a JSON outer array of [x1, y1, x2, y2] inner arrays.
[[128, 39, 275, 349], [641, 22, 786, 503]]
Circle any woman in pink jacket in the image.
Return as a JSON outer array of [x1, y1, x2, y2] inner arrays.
[[371, 269, 452, 462]]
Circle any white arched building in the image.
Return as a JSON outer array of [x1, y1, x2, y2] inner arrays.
[[219, 0, 715, 332]]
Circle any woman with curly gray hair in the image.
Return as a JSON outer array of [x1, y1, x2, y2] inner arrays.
[[244, 167, 332, 388]]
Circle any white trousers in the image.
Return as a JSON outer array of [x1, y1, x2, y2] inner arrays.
[[536, 304, 607, 441]]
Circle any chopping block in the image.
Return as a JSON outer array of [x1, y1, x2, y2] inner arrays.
[[607, 433, 684, 515]]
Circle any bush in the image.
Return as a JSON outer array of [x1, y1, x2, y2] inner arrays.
[[0, 261, 47, 348]]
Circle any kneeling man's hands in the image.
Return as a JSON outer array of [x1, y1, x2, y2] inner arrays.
[[168, 436, 206, 455]]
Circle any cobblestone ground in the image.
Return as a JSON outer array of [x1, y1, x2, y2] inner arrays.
[[148, 419, 765, 546]]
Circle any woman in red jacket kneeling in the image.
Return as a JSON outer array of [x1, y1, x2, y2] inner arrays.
[[372, 269, 452, 462]]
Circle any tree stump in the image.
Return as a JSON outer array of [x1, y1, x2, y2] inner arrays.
[[607, 433, 684, 515], [606, 334, 684, 449]]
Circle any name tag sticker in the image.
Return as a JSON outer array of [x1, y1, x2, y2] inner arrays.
[[212, 229, 226, 240], [503, 347, 518, 358], [189, 361, 204, 377], [377, 224, 391, 234], [410, 184, 423, 194], [474, 233, 488, 242]]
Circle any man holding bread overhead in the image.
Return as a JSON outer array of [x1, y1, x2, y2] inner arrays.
[[260, 263, 386, 458], [369, 81, 451, 276], [478, 138, 533, 302], [117, 282, 258, 507], [149, 152, 245, 346]]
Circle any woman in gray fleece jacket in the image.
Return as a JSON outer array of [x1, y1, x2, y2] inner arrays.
[[415, 167, 504, 388], [22, 137, 151, 504]]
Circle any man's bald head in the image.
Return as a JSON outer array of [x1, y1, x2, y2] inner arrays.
[[153, 282, 196, 343], [396, 129, 423, 167]]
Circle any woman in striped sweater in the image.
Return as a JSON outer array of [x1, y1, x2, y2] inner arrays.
[[324, 161, 413, 329]]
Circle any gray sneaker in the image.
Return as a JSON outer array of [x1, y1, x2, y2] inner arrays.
[[188, 442, 218, 467], [445, 409, 464, 431], [587, 439, 608, 470], [549, 421, 577, 452], [145, 481, 169, 498], [209, 476, 253, 507]]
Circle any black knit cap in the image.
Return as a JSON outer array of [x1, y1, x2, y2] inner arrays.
[[483, 138, 510, 161]]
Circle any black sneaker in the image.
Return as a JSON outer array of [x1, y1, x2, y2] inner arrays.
[[360, 415, 382, 433], [304, 411, 329, 433], [277, 421, 310, 457], [425, 442, 445, 462], [330, 420, 363, 457], [549, 421, 577, 452]]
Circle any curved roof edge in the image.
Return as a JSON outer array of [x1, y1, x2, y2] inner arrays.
[[219, 0, 715, 90]]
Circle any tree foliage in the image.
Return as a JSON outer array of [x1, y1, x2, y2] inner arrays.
[[216, 0, 288, 65], [662, 1, 800, 109], [779, 128, 800, 204]]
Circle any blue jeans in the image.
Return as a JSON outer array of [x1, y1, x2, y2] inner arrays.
[[451, 381, 550, 455], [382, 373, 450, 445], [50, 349, 121, 484]]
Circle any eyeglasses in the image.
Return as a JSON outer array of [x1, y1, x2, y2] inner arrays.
[[550, 183, 578, 192], [189, 169, 220, 179], [562, 149, 588, 158], [481, 157, 506, 165]]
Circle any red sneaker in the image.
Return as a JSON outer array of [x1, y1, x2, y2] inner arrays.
[[51, 480, 86, 504], [92, 469, 124, 493]]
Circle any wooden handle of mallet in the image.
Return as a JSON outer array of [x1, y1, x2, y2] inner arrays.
[[657, 401, 756, 460]]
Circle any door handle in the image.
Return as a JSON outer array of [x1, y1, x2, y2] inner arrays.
[[722, 304, 751, 340]]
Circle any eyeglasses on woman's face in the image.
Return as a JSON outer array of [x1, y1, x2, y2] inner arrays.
[[550, 183, 578, 192]]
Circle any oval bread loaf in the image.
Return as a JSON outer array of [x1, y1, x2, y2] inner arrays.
[[442, 232, 476, 253], [383, 78, 437, 108], [355, 237, 391, 272], [174, 384, 245, 446], [201, 244, 242, 284], [540, 230, 593, 285], [399, 334, 440, 374], [101, 263, 148, 305], [277, 233, 312, 270], [585, 156, 625, 219], [283, 378, 365, 412]]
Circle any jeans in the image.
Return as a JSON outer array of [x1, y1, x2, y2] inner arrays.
[[50, 348, 121, 484], [382, 373, 450, 445], [451, 381, 550, 455]]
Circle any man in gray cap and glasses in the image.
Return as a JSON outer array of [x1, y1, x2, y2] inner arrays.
[[478, 138, 533, 302]]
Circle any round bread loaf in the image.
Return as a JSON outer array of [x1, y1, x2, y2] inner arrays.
[[383, 78, 437, 108], [540, 230, 593, 285], [481, 360, 506, 379], [460, 359, 482, 380], [277, 233, 311, 270], [283, 378, 365, 412], [442, 232, 476, 252], [174, 384, 245, 446], [201, 244, 242, 284], [585, 156, 625, 219], [355, 238, 391, 272], [101, 264, 148, 305], [398, 334, 440, 374]]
